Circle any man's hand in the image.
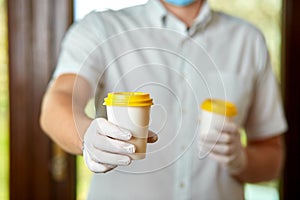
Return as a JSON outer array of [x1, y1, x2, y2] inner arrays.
[[198, 121, 247, 175], [83, 118, 158, 173], [83, 118, 135, 173]]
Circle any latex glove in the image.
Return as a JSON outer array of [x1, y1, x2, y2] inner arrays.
[[198, 121, 247, 175], [83, 118, 136, 173]]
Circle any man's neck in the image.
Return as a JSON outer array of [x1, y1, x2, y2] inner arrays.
[[160, 0, 203, 28]]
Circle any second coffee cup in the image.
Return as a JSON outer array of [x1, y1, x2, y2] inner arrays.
[[103, 92, 153, 160], [200, 98, 237, 133], [198, 98, 237, 158]]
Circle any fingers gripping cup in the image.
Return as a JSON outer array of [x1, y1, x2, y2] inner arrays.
[[199, 99, 237, 156], [103, 92, 153, 160]]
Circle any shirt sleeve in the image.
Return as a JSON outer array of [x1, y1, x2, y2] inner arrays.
[[244, 34, 288, 140], [52, 11, 105, 92]]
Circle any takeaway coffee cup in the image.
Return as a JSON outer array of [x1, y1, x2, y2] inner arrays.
[[200, 98, 237, 134], [199, 99, 237, 157], [103, 92, 153, 160]]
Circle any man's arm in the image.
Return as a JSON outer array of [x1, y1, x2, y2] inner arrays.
[[234, 134, 285, 183], [40, 74, 92, 155]]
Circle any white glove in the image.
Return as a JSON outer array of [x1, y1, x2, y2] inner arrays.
[[198, 121, 247, 175], [83, 118, 136, 173]]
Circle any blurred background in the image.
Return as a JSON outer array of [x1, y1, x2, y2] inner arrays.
[[1, 0, 299, 200]]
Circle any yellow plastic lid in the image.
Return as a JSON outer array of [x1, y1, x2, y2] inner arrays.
[[201, 99, 237, 117], [103, 92, 153, 107]]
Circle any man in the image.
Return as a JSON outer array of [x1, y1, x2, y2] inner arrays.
[[40, 0, 287, 199]]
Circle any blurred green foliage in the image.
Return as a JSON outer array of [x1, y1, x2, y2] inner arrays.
[[0, 0, 9, 199], [76, 156, 92, 200], [77, 100, 93, 200]]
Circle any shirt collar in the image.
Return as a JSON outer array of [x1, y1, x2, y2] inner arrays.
[[192, 1, 212, 30], [145, 0, 168, 26], [146, 0, 212, 33]]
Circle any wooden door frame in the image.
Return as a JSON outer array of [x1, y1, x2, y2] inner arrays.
[[8, 0, 75, 199], [281, 0, 300, 199]]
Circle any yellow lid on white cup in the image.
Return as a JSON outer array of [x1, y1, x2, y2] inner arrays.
[[103, 92, 153, 107], [201, 99, 237, 117]]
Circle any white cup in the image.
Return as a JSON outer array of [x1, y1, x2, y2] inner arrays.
[[199, 99, 237, 157], [104, 92, 153, 160]]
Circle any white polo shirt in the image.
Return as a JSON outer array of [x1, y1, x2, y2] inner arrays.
[[53, 0, 287, 199]]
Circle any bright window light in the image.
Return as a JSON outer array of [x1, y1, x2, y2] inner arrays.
[[74, 0, 148, 21]]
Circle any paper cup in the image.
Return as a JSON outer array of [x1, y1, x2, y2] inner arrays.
[[200, 98, 237, 132], [199, 99, 237, 157], [103, 92, 153, 160]]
